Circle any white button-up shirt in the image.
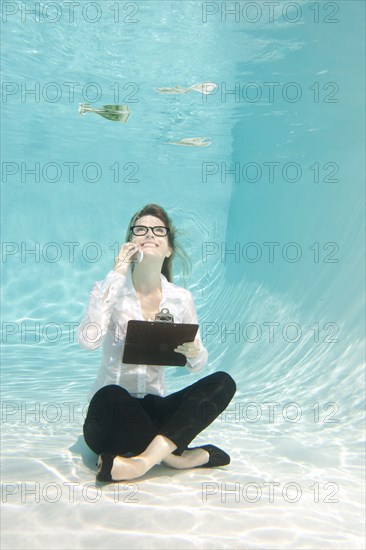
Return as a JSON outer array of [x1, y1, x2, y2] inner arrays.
[[77, 264, 208, 400]]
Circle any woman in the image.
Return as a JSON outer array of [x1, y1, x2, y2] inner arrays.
[[77, 204, 236, 482]]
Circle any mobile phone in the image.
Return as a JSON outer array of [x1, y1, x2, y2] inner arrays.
[[126, 243, 143, 263]]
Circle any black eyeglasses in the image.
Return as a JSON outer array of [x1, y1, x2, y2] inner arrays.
[[130, 225, 170, 237]]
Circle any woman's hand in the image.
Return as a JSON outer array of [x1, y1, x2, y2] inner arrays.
[[174, 337, 200, 359], [113, 242, 141, 276]]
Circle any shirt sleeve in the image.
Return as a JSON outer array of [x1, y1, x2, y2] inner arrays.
[[182, 290, 208, 373], [76, 270, 127, 350]]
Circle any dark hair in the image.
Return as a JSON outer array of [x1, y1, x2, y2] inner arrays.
[[124, 203, 191, 282]]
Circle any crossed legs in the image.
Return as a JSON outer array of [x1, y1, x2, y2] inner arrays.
[[85, 371, 236, 481]]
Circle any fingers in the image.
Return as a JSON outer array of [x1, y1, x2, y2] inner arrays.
[[174, 339, 200, 358], [113, 242, 141, 275], [114, 242, 139, 265]]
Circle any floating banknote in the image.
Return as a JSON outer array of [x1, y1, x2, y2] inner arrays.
[[154, 82, 217, 95], [167, 137, 212, 147], [78, 103, 131, 123]]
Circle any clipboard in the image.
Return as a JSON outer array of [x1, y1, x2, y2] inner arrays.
[[122, 320, 199, 366]]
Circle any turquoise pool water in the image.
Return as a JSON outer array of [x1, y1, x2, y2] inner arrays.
[[1, 1, 365, 548]]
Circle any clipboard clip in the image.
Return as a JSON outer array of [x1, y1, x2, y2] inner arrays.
[[154, 307, 174, 323]]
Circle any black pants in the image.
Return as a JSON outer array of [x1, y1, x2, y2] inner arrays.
[[83, 371, 236, 457]]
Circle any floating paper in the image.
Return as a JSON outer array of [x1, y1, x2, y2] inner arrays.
[[167, 137, 211, 147], [154, 82, 217, 95], [78, 103, 131, 123]]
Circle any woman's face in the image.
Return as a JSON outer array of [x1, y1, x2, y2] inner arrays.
[[130, 215, 172, 261]]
